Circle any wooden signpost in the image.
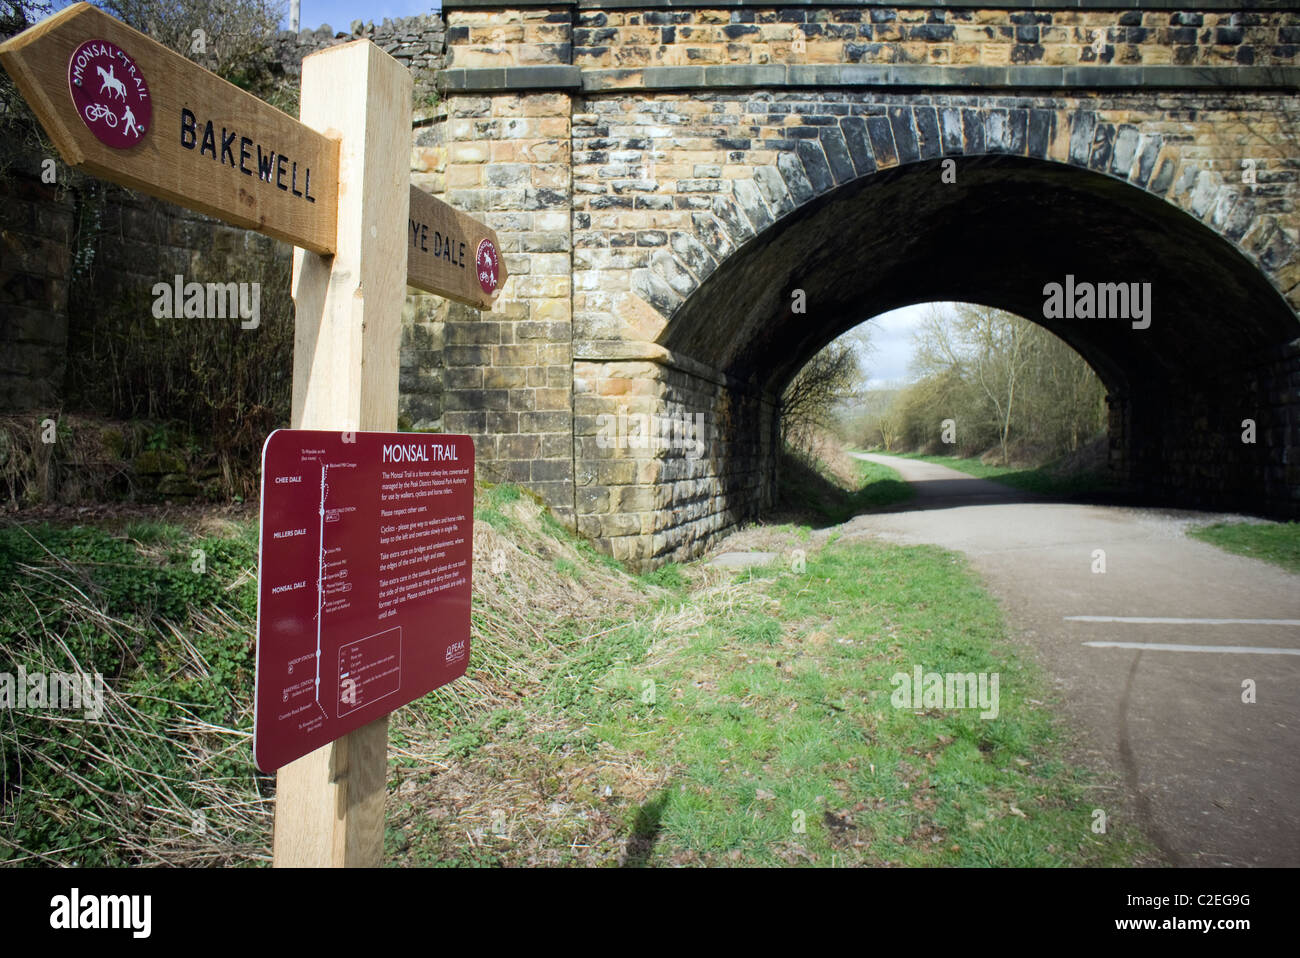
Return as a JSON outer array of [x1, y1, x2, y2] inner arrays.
[[407, 183, 507, 310], [0, 2, 339, 252], [0, 1, 505, 281], [1, 2, 503, 867]]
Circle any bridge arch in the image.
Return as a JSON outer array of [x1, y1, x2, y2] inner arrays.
[[567, 100, 1299, 565], [644, 108, 1298, 398], [433, 7, 1300, 567]]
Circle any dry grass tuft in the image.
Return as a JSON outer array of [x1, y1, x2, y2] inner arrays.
[[385, 564, 773, 866], [3, 477, 746, 866]]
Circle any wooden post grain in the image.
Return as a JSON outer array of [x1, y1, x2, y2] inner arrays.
[[273, 39, 412, 868]]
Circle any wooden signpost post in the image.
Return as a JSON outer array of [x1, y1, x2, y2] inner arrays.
[[1, 2, 503, 867]]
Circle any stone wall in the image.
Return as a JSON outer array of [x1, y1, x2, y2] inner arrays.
[[5, 2, 1300, 558], [435, 2, 1300, 566], [446, 6, 573, 68], [568, 7, 1296, 70], [435, 90, 576, 515], [273, 16, 447, 103], [1124, 339, 1300, 515], [446, 5, 1300, 71], [0, 153, 73, 411], [572, 354, 776, 563]]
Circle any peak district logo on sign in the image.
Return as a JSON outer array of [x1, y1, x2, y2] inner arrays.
[[476, 238, 500, 295], [68, 38, 151, 149]]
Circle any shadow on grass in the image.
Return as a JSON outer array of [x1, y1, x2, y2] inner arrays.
[[773, 451, 914, 528], [895, 453, 1132, 503], [621, 788, 671, 868]]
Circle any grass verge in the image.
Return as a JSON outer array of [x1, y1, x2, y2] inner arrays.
[[389, 536, 1154, 867], [776, 451, 914, 526], [1187, 521, 1300, 574], [0, 484, 658, 867], [0, 517, 269, 865], [3, 476, 1153, 867]]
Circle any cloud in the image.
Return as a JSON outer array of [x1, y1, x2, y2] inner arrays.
[[858, 303, 944, 389]]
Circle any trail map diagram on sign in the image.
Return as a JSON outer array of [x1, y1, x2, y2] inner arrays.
[[254, 430, 475, 771]]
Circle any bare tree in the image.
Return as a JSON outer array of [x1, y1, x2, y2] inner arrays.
[[781, 341, 861, 451], [102, 0, 287, 89], [1, 2, 57, 173], [957, 304, 1031, 465]]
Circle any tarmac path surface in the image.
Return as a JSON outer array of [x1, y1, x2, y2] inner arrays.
[[839, 453, 1300, 866]]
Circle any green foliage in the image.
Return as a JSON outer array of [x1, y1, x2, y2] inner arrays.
[[900, 453, 1118, 498], [639, 562, 686, 591], [543, 621, 652, 713], [733, 614, 781, 646], [848, 304, 1107, 463], [1189, 521, 1300, 574], [447, 728, 486, 758], [474, 483, 525, 531], [587, 538, 1154, 867], [0, 521, 265, 866]]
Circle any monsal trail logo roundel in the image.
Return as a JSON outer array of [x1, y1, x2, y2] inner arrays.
[[476, 238, 500, 295], [68, 38, 151, 150]]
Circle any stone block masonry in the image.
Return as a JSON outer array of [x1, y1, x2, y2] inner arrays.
[[0, 154, 74, 411], [437, 2, 1300, 567], [447, 5, 1300, 72], [4, 4, 1298, 565], [436, 89, 577, 519]]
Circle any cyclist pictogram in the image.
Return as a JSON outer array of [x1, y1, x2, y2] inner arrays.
[[68, 37, 150, 149]]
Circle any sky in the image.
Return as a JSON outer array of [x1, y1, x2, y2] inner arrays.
[[43, 1, 441, 29], [849, 304, 935, 390], [284, 1, 439, 31]]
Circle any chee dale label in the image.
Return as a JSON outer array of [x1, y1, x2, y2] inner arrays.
[[68, 38, 150, 149]]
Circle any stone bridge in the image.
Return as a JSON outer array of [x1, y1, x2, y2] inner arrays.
[[419, 1, 1300, 567]]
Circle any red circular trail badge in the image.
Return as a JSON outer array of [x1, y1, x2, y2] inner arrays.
[[68, 39, 151, 150], [476, 239, 500, 295]]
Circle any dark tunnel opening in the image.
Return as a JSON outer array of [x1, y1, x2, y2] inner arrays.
[[656, 155, 1300, 520], [660, 155, 1298, 400]]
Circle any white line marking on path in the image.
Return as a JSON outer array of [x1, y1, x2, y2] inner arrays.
[[1083, 641, 1300, 656], [1066, 616, 1300, 626]]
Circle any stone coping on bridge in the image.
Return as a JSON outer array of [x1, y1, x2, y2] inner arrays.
[[443, 1, 1294, 10], [440, 62, 1300, 91], [575, 339, 758, 390]]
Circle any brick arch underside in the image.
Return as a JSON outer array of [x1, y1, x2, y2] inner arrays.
[[658, 155, 1297, 397], [652, 155, 1300, 521]]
